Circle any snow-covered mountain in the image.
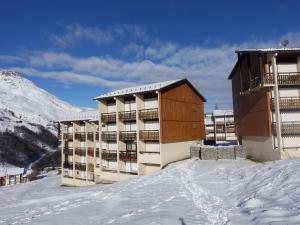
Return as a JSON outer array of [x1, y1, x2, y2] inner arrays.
[[0, 71, 83, 133], [0, 70, 84, 168]]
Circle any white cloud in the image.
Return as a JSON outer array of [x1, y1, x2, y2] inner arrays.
[[50, 23, 148, 48], [0, 55, 25, 63]]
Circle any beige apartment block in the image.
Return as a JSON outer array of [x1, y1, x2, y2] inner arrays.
[[59, 79, 206, 186], [205, 109, 237, 144], [229, 48, 300, 161]]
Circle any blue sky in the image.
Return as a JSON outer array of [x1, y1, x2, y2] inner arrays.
[[1, 0, 300, 111]]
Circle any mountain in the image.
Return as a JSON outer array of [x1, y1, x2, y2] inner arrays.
[[0, 71, 83, 169]]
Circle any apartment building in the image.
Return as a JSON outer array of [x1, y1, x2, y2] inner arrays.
[[59, 79, 206, 186], [205, 109, 237, 144], [229, 48, 300, 161]]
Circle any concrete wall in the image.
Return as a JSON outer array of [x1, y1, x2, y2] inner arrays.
[[242, 136, 281, 161], [61, 177, 95, 187], [161, 140, 196, 167]]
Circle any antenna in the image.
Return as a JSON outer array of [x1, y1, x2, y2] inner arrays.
[[281, 39, 289, 47]]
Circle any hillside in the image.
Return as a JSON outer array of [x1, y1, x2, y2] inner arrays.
[[0, 71, 83, 168], [0, 158, 299, 225]]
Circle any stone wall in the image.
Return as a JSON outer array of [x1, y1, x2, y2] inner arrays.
[[190, 145, 246, 160]]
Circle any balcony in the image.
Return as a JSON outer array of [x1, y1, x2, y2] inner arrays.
[[87, 132, 94, 141], [119, 131, 137, 141], [101, 131, 117, 141], [119, 110, 136, 122], [87, 148, 94, 157], [96, 148, 100, 157], [101, 150, 117, 160], [75, 132, 85, 141], [88, 163, 94, 172], [101, 112, 116, 123], [272, 122, 300, 135], [96, 132, 99, 140], [63, 161, 73, 169], [75, 147, 86, 156], [139, 130, 159, 141], [75, 163, 86, 171], [119, 151, 137, 161], [63, 133, 73, 141], [63, 148, 73, 155], [263, 72, 300, 86], [139, 108, 159, 120], [271, 98, 300, 110]]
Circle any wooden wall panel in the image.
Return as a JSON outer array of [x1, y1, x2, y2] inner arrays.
[[160, 82, 205, 143], [231, 58, 272, 137]]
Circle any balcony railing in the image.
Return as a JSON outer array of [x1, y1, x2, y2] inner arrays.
[[101, 150, 117, 160], [96, 132, 99, 140], [96, 148, 100, 157], [119, 151, 137, 161], [87, 132, 94, 141], [63, 148, 73, 155], [139, 130, 159, 141], [119, 110, 136, 122], [75, 132, 86, 141], [206, 135, 226, 141], [75, 163, 86, 171], [75, 147, 86, 156], [88, 163, 94, 172], [63, 161, 73, 169], [101, 112, 116, 123], [272, 122, 300, 135], [101, 131, 117, 141], [87, 148, 94, 157], [139, 108, 159, 120], [263, 72, 300, 86], [63, 133, 73, 141], [119, 131, 137, 141], [271, 98, 300, 110]]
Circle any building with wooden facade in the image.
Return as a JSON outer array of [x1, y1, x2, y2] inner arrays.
[[229, 48, 300, 161], [0, 166, 28, 186], [205, 109, 237, 145], [59, 79, 206, 186]]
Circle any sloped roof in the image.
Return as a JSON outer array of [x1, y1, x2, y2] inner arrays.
[[235, 48, 300, 53], [94, 78, 206, 102], [59, 110, 98, 122], [213, 109, 234, 117], [0, 164, 24, 177]]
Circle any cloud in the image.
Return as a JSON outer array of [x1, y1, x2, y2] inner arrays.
[[0, 55, 25, 63], [3, 31, 300, 110], [50, 23, 148, 48]]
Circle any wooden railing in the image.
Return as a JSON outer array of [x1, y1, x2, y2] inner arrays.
[[88, 163, 94, 172], [75, 163, 86, 171], [101, 150, 117, 160], [101, 112, 116, 123], [63, 133, 73, 140], [95, 132, 99, 140], [271, 98, 300, 110], [272, 122, 300, 135], [87, 132, 94, 141], [119, 110, 136, 121], [63, 148, 73, 155], [139, 130, 159, 141], [75, 132, 85, 141], [139, 108, 159, 120], [101, 131, 117, 141], [263, 72, 300, 86], [75, 147, 86, 156], [96, 148, 100, 157], [119, 151, 137, 161], [206, 135, 226, 141], [87, 148, 94, 157], [119, 131, 137, 141]]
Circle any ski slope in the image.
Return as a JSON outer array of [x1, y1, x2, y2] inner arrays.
[[0, 159, 299, 225]]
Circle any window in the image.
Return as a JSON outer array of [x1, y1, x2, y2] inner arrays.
[[126, 141, 137, 151]]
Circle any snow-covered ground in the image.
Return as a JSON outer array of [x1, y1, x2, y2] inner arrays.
[[0, 159, 299, 225]]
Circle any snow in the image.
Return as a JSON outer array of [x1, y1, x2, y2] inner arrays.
[[94, 79, 182, 99], [0, 71, 83, 133], [213, 109, 233, 117], [0, 158, 299, 225], [236, 48, 300, 53], [0, 164, 24, 177]]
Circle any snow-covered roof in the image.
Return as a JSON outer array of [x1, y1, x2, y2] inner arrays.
[[236, 48, 300, 53], [213, 109, 234, 117], [94, 79, 183, 100], [59, 110, 98, 122], [205, 118, 214, 126], [0, 164, 24, 177]]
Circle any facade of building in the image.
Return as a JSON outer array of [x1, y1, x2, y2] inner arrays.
[[0, 166, 28, 186], [59, 79, 206, 186], [229, 48, 300, 161], [205, 109, 237, 144]]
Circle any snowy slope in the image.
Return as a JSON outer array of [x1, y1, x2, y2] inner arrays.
[[0, 158, 299, 225], [0, 71, 83, 133]]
